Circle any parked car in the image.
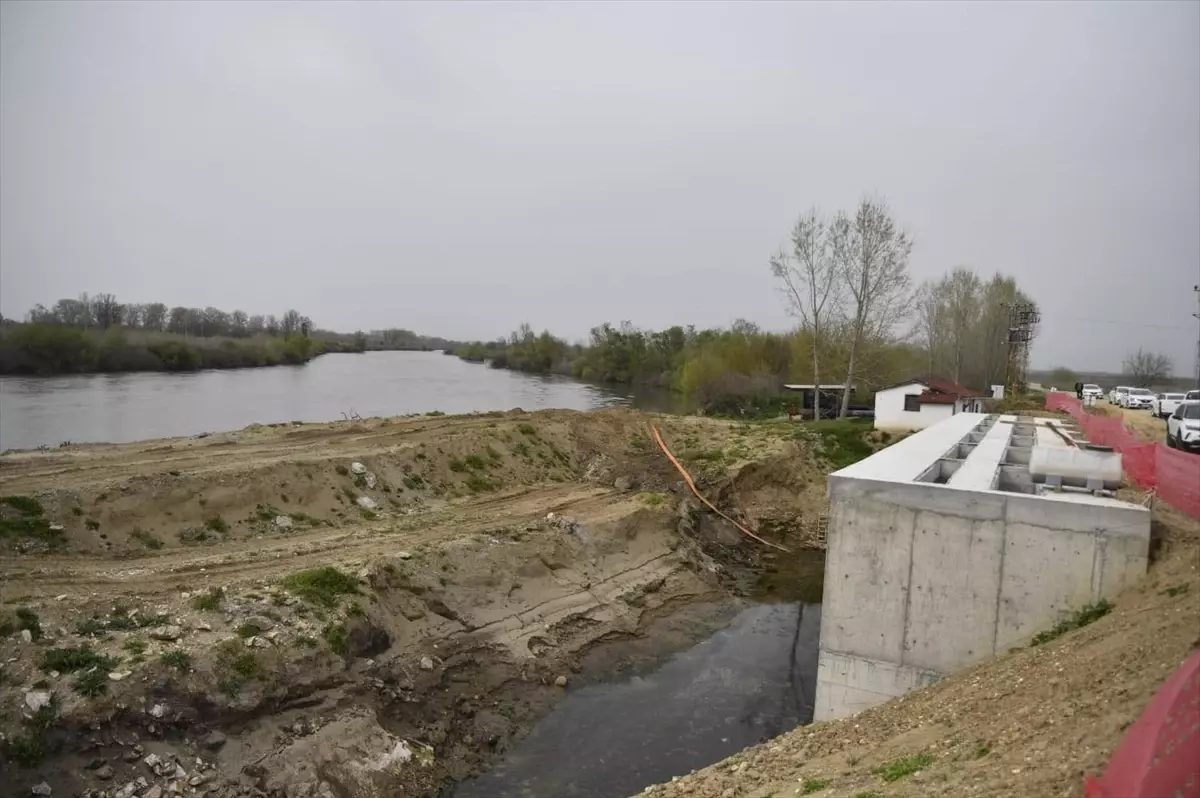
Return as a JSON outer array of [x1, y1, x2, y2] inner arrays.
[[1122, 388, 1155, 410], [1082, 384, 1103, 401], [1110, 386, 1131, 404], [1187, 390, 1200, 403], [1166, 401, 1200, 452], [1155, 392, 1187, 418]]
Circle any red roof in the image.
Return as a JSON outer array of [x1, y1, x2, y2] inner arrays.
[[881, 377, 985, 404]]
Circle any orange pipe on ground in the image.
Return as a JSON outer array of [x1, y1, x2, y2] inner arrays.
[[649, 423, 789, 552]]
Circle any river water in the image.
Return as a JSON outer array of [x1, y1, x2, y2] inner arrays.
[[0, 351, 669, 450], [451, 601, 823, 798]]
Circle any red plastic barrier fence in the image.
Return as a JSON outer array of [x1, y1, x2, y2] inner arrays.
[[1042, 392, 1200, 518], [1084, 649, 1200, 798]]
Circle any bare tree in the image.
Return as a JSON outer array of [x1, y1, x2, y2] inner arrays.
[[92, 293, 122, 329], [830, 197, 913, 417], [943, 267, 981, 385], [913, 280, 947, 378], [770, 209, 843, 419], [143, 303, 168, 332], [1123, 349, 1172, 386]]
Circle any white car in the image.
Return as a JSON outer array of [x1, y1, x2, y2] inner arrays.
[[1187, 390, 1200, 403], [1166, 401, 1200, 453], [1155, 392, 1187, 418], [1110, 386, 1131, 404], [1122, 388, 1155, 410], [1082, 384, 1103, 401]]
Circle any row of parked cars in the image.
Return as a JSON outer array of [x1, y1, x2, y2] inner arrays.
[[1104, 386, 1200, 453]]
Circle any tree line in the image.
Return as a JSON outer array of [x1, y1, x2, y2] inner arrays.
[[455, 197, 1041, 417], [22, 293, 315, 339]]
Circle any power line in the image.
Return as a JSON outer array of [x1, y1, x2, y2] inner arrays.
[[1047, 314, 1192, 332]]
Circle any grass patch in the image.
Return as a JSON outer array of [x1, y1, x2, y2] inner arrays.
[[281, 566, 361, 608], [41, 645, 113, 673], [0, 494, 60, 543], [122, 638, 148, 656], [0, 495, 44, 516], [5, 701, 57, 767], [85, 518, 101, 531], [1031, 599, 1113, 646], [13, 607, 43, 640], [485, 446, 503, 463], [359, 508, 378, 521], [203, 515, 229, 535], [402, 474, 425, 490], [131, 527, 164, 550], [801, 779, 830, 794], [638, 492, 665, 507], [806, 419, 875, 469], [192, 587, 225, 612], [464, 474, 495, 493], [874, 752, 934, 782], [235, 624, 259, 639], [853, 793, 882, 798], [160, 650, 192, 672], [448, 458, 467, 473], [517, 423, 537, 436], [230, 651, 260, 678], [73, 667, 111, 698], [323, 623, 349, 655], [1162, 583, 1190, 598], [463, 454, 487, 470]]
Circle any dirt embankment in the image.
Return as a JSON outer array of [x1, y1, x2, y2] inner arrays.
[[632, 504, 1200, 798], [0, 409, 834, 798]]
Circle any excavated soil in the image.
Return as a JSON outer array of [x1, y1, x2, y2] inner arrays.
[[0, 409, 834, 798]]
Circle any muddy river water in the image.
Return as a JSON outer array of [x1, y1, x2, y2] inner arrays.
[[0, 350, 680, 450], [450, 601, 822, 798]]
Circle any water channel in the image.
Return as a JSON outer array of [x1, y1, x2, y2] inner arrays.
[[0, 351, 679, 450]]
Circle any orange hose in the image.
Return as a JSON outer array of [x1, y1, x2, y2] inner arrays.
[[649, 423, 790, 552]]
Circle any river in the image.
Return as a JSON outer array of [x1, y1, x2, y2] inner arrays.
[[0, 351, 675, 450]]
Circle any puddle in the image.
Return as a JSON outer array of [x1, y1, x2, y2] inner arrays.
[[449, 600, 822, 798]]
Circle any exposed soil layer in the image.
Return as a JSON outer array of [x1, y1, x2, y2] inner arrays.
[[0, 409, 834, 798]]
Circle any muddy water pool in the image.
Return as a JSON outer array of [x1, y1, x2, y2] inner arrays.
[[449, 600, 822, 798]]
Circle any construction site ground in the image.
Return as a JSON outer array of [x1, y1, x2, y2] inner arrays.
[[1, 406, 1195, 798]]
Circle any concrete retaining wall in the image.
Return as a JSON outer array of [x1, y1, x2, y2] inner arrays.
[[814, 414, 1151, 721]]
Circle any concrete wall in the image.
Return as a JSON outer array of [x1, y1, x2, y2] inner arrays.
[[815, 468, 1150, 722]]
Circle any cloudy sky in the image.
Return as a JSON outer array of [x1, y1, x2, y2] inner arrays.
[[1, 1, 1197, 372]]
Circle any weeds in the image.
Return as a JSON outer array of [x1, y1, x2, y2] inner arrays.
[[282, 566, 361, 608], [464, 454, 487, 470], [0, 494, 59, 542], [203, 515, 229, 535], [0, 495, 44, 516], [192, 587, 225, 612], [801, 779, 830, 794], [15, 607, 43, 640], [85, 518, 101, 531], [1031, 599, 1113, 646], [638, 492, 665, 507], [235, 624, 259, 639], [160, 650, 192, 672], [73, 667, 111, 698], [335, 465, 349, 476], [448, 458, 467, 473], [41, 645, 114, 673], [806, 420, 875, 469], [874, 752, 934, 782], [131, 527, 164, 550], [517, 423, 537, 436], [402, 474, 425, 490], [122, 638, 148, 656], [323, 623, 349, 655], [295, 635, 318, 648], [1162, 584, 1191, 598], [359, 508, 379, 521], [464, 474, 495, 493]]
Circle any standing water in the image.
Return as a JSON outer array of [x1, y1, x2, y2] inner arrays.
[[451, 601, 822, 798], [0, 351, 656, 450]]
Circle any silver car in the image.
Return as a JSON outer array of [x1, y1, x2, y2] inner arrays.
[[1123, 388, 1155, 410]]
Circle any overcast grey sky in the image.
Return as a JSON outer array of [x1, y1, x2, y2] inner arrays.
[[1, 1, 1197, 372]]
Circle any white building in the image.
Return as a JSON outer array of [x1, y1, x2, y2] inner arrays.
[[874, 378, 987, 431]]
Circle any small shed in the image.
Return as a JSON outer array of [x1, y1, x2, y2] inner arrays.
[[874, 377, 987, 430], [782, 384, 856, 419]]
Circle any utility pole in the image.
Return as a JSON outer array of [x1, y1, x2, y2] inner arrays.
[[1193, 284, 1199, 388]]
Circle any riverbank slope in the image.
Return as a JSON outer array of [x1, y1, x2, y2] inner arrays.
[[0, 409, 838, 797]]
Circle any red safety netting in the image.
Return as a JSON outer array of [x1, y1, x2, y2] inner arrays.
[[1084, 649, 1200, 798], [1043, 393, 1200, 518]]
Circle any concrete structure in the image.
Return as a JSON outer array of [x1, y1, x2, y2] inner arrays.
[[874, 378, 987, 431], [815, 412, 1151, 721]]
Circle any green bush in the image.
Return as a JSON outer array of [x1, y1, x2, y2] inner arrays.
[[281, 566, 361, 607]]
